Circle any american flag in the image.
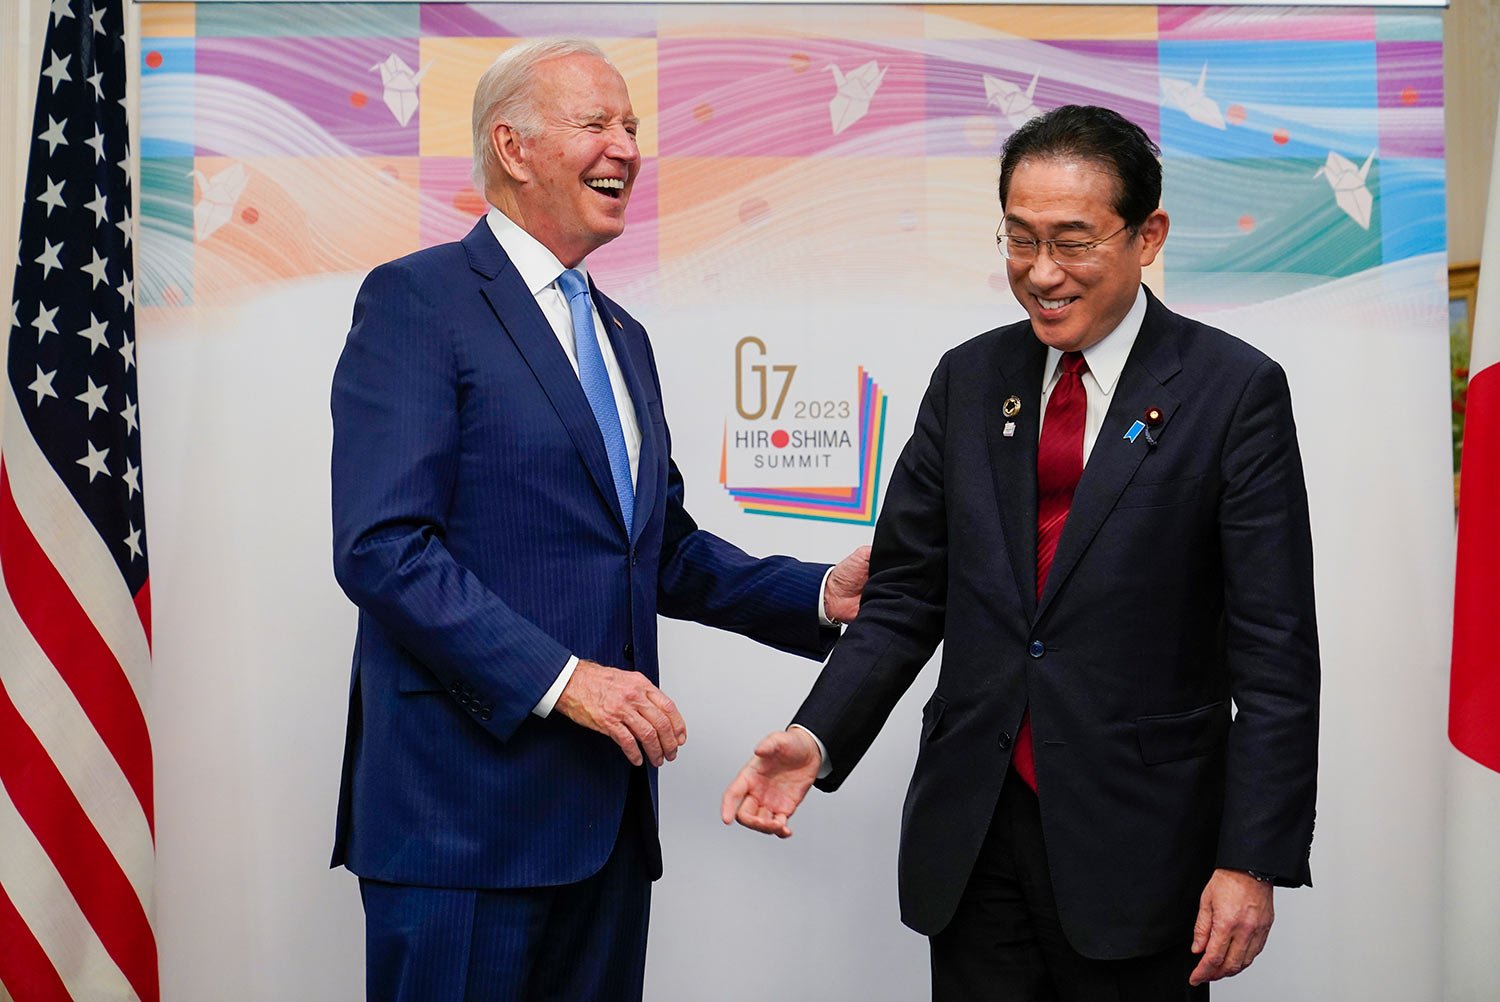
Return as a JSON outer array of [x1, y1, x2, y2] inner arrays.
[[0, 0, 157, 999]]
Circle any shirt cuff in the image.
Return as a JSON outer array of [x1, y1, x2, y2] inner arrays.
[[818, 567, 839, 626], [531, 656, 578, 717], [790, 723, 832, 780]]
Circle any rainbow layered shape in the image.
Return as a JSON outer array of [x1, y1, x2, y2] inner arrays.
[[720, 368, 887, 525]]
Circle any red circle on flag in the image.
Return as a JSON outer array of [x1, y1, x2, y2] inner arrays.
[[145, 51, 164, 69], [1272, 128, 1290, 145], [350, 91, 369, 108], [241, 206, 259, 224], [1226, 104, 1246, 126], [771, 430, 790, 448], [1238, 215, 1255, 232], [1400, 87, 1419, 106]]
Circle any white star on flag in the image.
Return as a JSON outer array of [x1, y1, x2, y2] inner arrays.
[[76, 376, 109, 418], [89, 68, 103, 100], [116, 272, 132, 308], [39, 114, 68, 154], [49, 0, 72, 24], [79, 312, 109, 353], [121, 396, 138, 433], [85, 123, 107, 163], [42, 51, 72, 92], [85, 184, 108, 225], [116, 204, 133, 246], [37, 176, 67, 215], [29, 366, 59, 405], [35, 238, 64, 278], [122, 459, 140, 497], [118, 335, 135, 370], [77, 440, 111, 481], [124, 522, 143, 558], [81, 248, 110, 289], [32, 302, 60, 339]]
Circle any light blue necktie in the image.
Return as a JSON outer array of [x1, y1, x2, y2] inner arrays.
[[557, 268, 634, 534]]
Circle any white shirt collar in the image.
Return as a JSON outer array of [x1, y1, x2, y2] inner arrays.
[[484, 206, 588, 296], [1041, 285, 1149, 399]]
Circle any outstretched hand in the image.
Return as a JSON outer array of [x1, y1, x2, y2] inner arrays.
[[824, 545, 872, 625], [720, 728, 821, 838]]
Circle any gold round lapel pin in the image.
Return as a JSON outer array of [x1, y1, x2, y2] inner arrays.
[[1003, 396, 1022, 418]]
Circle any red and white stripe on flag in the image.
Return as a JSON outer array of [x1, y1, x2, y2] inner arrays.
[[0, 1, 157, 999]]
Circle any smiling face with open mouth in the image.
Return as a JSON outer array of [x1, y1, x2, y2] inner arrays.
[[510, 53, 641, 268], [1001, 157, 1168, 354]]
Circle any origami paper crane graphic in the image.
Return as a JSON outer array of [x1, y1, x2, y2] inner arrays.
[[826, 60, 887, 135], [1159, 63, 1226, 130], [1314, 150, 1377, 229], [187, 162, 248, 240], [370, 54, 432, 127], [983, 72, 1041, 129]]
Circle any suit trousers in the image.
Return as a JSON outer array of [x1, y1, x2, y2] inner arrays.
[[930, 772, 1208, 1002], [360, 778, 654, 1002]]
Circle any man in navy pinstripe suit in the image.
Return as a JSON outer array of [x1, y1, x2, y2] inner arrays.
[[330, 38, 869, 1002]]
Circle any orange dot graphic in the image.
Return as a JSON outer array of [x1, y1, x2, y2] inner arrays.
[[739, 197, 770, 226], [771, 430, 790, 448], [240, 206, 259, 224], [1226, 104, 1246, 126], [1272, 128, 1290, 146], [789, 53, 811, 74], [1400, 87, 1418, 106], [1238, 215, 1255, 233], [693, 103, 714, 123], [350, 91, 369, 108], [452, 189, 487, 216], [145, 51, 163, 69]]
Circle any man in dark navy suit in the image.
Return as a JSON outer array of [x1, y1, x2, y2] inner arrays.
[[331, 38, 868, 1002], [724, 106, 1319, 1000]]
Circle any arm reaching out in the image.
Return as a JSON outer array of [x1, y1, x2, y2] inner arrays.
[[721, 728, 822, 838]]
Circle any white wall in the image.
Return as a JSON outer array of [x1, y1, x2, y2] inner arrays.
[[0, 3, 1471, 1000]]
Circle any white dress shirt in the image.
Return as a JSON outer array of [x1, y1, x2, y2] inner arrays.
[[485, 209, 836, 717], [485, 209, 641, 717], [1038, 286, 1148, 464]]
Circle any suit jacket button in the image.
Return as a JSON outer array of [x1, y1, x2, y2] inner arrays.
[[998, 732, 1012, 750], [1028, 641, 1045, 658], [479, 708, 492, 721], [623, 643, 635, 662]]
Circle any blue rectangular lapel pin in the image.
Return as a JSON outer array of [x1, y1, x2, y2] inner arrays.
[[1124, 419, 1146, 444]]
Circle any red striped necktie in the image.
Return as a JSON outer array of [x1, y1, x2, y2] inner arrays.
[[1013, 350, 1088, 793]]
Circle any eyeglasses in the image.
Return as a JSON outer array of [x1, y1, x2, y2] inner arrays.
[[995, 223, 1132, 265]]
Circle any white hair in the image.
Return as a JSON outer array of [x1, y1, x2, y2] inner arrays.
[[470, 38, 612, 192]]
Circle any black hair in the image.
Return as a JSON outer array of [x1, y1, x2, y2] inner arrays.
[[998, 105, 1162, 230]]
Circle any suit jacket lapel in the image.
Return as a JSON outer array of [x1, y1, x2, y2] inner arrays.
[[463, 222, 627, 535], [985, 326, 1047, 621], [1035, 289, 1184, 620], [591, 280, 660, 545]]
